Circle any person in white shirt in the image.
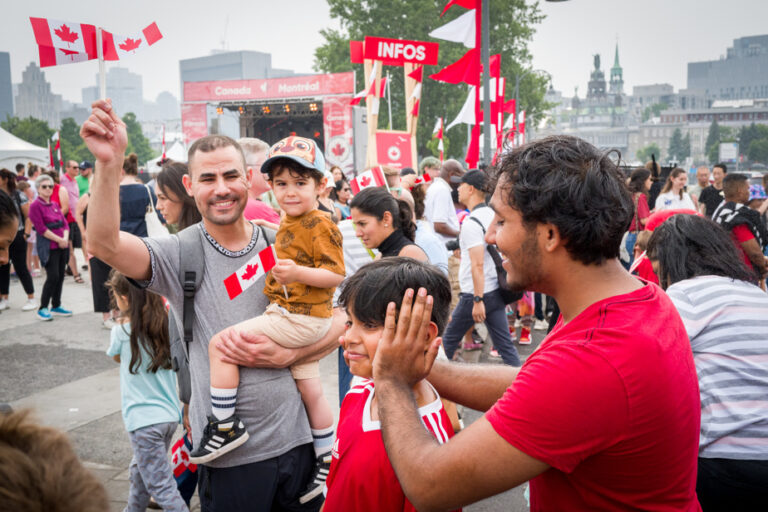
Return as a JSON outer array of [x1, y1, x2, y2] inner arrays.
[[654, 168, 696, 211], [424, 159, 464, 245], [440, 170, 521, 367]]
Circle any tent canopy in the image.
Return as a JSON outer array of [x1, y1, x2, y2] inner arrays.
[[0, 126, 49, 170], [147, 140, 187, 173]]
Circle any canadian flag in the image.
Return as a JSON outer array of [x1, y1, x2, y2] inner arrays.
[[29, 17, 162, 67], [51, 131, 61, 170], [433, 117, 444, 162], [413, 173, 433, 186], [223, 245, 277, 300], [350, 166, 387, 195], [350, 62, 378, 106]]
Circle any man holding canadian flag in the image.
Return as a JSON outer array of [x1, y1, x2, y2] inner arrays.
[[83, 99, 344, 511]]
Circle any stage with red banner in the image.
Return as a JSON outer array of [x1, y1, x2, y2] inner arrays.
[[181, 72, 355, 175]]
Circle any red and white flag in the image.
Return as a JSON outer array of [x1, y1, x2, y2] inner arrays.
[[223, 245, 277, 300], [413, 173, 433, 186], [102, 22, 163, 61], [379, 76, 388, 98], [350, 166, 387, 195], [51, 131, 61, 170], [47, 139, 54, 168], [161, 124, 166, 161], [29, 17, 162, 68], [350, 62, 378, 106]]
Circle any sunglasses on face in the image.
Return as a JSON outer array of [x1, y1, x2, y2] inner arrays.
[[39, 185, 53, 190]]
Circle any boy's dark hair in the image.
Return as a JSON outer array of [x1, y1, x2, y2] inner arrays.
[[646, 214, 754, 289], [0, 409, 110, 511], [722, 173, 748, 200], [713, 162, 727, 174], [338, 257, 451, 335], [266, 158, 324, 185], [106, 270, 171, 374], [493, 135, 634, 265], [349, 187, 417, 241]]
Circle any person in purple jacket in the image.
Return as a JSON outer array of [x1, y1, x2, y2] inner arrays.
[[28, 174, 73, 321]]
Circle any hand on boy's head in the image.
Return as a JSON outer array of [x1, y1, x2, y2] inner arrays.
[[372, 287, 440, 387]]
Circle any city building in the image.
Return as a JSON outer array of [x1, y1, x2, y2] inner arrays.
[[81, 67, 144, 120], [179, 50, 295, 92], [0, 52, 12, 122], [688, 35, 768, 101], [15, 62, 62, 128]]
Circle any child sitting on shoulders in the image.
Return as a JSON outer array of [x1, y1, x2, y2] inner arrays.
[[323, 257, 459, 511], [191, 136, 345, 505]]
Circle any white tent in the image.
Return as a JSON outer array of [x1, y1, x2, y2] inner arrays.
[[0, 126, 49, 170], [146, 140, 187, 173]]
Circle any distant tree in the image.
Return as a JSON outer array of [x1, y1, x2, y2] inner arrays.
[[122, 113, 155, 164], [739, 123, 768, 163], [59, 117, 94, 165], [668, 128, 683, 162], [642, 102, 668, 122], [313, 0, 548, 161], [682, 133, 691, 161], [748, 138, 768, 163], [705, 119, 720, 164], [636, 143, 662, 163], [1, 116, 54, 148]]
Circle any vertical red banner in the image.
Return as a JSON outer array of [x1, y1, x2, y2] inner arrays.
[[322, 95, 354, 176], [375, 131, 414, 170], [181, 103, 208, 146]]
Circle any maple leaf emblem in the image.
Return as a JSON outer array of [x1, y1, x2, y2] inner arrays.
[[54, 24, 79, 45], [241, 263, 260, 281], [119, 37, 142, 52], [58, 48, 80, 61], [360, 175, 371, 187], [331, 143, 344, 157]]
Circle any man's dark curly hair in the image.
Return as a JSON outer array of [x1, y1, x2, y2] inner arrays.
[[491, 135, 634, 266]]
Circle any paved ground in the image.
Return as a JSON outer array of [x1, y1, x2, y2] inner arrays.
[[1, 255, 543, 511]]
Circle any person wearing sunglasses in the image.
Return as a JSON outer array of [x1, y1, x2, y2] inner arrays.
[[27, 174, 73, 321]]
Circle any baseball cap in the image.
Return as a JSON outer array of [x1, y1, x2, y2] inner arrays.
[[450, 169, 487, 189], [261, 136, 325, 178], [79, 160, 93, 170], [749, 184, 767, 201]]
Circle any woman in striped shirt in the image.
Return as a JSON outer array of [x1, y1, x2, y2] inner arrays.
[[647, 213, 768, 511]]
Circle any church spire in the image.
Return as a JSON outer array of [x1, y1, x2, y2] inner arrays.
[[610, 41, 623, 95]]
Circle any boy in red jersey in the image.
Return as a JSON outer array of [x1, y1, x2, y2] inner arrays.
[[323, 257, 458, 512]]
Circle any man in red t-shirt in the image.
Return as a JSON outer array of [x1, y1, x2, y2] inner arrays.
[[238, 137, 280, 224], [372, 136, 702, 511]]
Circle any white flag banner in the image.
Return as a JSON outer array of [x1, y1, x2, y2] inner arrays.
[[429, 9, 476, 48], [410, 83, 422, 100], [446, 86, 476, 130]]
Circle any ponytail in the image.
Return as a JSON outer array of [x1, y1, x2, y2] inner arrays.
[[396, 199, 416, 241]]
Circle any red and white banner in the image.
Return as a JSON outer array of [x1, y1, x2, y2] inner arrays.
[[181, 103, 208, 146], [375, 131, 414, 170], [350, 63, 377, 106], [363, 36, 439, 66], [223, 246, 277, 300], [323, 95, 354, 176], [30, 17, 162, 67], [183, 72, 354, 102], [350, 166, 387, 195]]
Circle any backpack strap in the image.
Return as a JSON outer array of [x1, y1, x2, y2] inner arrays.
[[468, 215, 485, 234], [177, 224, 205, 357]]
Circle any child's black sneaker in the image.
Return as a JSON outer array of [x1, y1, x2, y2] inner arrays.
[[299, 451, 332, 504], [189, 415, 249, 464]]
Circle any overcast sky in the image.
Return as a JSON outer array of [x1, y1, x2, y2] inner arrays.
[[3, 0, 768, 105]]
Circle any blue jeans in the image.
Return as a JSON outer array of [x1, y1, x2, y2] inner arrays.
[[442, 290, 521, 366], [624, 232, 638, 269]]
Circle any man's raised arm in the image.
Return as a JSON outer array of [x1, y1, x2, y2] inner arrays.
[[81, 100, 152, 281]]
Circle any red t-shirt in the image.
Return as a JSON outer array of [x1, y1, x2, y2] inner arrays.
[[243, 197, 280, 224], [485, 284, 701, 511], [628, 193, 650, 232], [324, 380, 459, 512], [633, 255, 659, 285], [731, 224, 755, 271]]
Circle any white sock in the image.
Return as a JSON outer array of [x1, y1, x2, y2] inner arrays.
[[211, 386, 237, 421], [311, 426, 334, 458]]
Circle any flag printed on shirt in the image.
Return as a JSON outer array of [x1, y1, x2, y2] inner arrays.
[[349, 166, 387, 195], [223, 246, 277, 300]]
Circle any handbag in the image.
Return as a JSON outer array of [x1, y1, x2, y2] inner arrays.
[[144, 185, 169, 237]]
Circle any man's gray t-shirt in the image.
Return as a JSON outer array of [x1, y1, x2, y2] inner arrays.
[[141, 222, 311, 468]]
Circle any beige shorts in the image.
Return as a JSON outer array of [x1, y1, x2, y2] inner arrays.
[[243, 303, 332, 380]]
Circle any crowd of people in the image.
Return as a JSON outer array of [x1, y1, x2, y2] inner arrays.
[[0, 97, 766, 512]]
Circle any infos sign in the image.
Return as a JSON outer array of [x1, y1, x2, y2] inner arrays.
[[363, 36, 439, 66]]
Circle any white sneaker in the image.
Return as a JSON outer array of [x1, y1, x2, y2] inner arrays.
[[0, 299, 8, 311], [21, 299, 39, 312], [533, 319, 548, 331], [102, 319, 117, 330]]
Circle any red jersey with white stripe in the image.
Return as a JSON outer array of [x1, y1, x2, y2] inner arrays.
[[323, 379, 459, 512]]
